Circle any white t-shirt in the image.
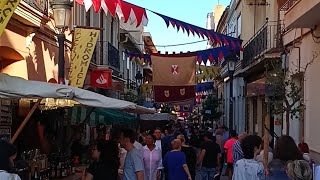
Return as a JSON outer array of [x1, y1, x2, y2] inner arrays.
[[155, 140, 162, 150], [0, 170, 21, 180], [233, 159, 264, 180]]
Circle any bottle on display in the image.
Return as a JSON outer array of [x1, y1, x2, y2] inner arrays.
[[56, 162, 61, 178], [32, 166, 40, 180]]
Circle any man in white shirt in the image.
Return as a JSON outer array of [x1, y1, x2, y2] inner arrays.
[[153, 128, 162, 150]]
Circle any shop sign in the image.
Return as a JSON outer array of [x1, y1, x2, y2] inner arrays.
[[91, 69, 112, 88], [0, 126, 11, 141], [69, 27, 100, 87], [0, 0, 22, 36], [0, 99, 12, 125]]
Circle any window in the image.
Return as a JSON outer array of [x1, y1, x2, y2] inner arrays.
[[237, 14, 241, 37], [111, 17, 114, 45]]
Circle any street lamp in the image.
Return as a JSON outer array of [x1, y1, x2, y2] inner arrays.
[[226, 52, 237, 130], [135, 71, 143, 95], [50, 0, 73, 84]]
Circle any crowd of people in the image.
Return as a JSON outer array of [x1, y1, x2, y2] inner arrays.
[[0, 121, 316, 180]]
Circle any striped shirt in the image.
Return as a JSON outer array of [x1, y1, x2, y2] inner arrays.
[[232, 140, 243, 164]]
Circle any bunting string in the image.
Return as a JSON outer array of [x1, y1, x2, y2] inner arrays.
[[126, 46, 241, 66]]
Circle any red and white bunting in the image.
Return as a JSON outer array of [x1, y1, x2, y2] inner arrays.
[[76, 0, 148, 27]]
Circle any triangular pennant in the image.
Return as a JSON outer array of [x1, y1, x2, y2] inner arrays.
[[208, 54, 214, 64], [214, 34, 222, 46], [231, 40, 236, 48], [170, 20, 176, 27], [188, 26, 195, 36], [91, 0, 101, 13], [202, 57, 208, 65], [176, 22, 180, 32], [238, 41, 243, 51], [197, 56, 202, 64], [222, 37, 229, 46], [120, 1, 132, 23], [104, 0, 117, 16], [185, 26, 190, 36], [76, 0, 84, 4], [130, 4, 145, 27], [206, 32, 214, 44], [197, 29, 205, 39], [218, 51, 224, 62]]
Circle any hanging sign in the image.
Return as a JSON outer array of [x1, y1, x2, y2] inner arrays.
[[90, 69, 112, 88], [0, 99, 12, 125], [0, 126, 11, 141], [69, 27, 100, 88], [0, 0, 22, 36]]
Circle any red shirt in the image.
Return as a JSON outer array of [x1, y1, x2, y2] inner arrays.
[[224, 138, 237, 163]]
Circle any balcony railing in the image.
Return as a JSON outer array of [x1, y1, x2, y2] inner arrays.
[[108, 42, 120, 71], [242, 21, 284, 68], [23, 0, 48, 15], [127, 79, 137, 90], [279, 0, 300, 11]]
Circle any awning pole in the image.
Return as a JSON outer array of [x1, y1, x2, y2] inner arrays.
[[10, 99, 42, 144]]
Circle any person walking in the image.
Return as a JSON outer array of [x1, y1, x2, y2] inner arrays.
[[0, 140, 21, 180], [119, 128, 144, 180], [142, 134, 162, 180], [163, 139, 192, 180], [286, 160, 312, 180], [83, 140, 119, 180], [233, 135, 264, 180], [197, 132, 221, 180], [224, 130, 237, 180], [215, 129, 226, 180], [232, 132, 248, 164], [177, 134, 197, 180], [153, 128, 162, 150], [268, 135, 304, 180]]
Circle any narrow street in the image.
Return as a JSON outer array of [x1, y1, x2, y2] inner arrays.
[[0, 0, 320, 180]]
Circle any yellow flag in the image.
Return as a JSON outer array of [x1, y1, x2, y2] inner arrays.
[[0, 0, 22, 36], [69, 28, 100, 88]]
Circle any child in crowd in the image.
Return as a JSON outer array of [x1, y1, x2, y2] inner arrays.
[[232, 135, 264, 180]]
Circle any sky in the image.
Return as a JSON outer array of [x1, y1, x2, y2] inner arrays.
[[125, 0, 231, 53]]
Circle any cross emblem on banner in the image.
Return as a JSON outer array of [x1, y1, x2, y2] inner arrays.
[[171, 65, 179, 74]]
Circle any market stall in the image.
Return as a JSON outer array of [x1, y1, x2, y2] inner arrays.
[[0, 73, 155, 180]]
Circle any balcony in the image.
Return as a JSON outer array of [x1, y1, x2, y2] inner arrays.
[[243, 21, 284, 68], [23, 0, 48, 15], [108, 42, 120, 71], [281, 0, 320, 28]]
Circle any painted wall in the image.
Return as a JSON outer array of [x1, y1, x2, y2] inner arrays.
[[284, 27, 320, 153], [0, 11, 71, 82]]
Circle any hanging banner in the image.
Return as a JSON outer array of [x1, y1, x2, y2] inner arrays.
[[0, 0, 22, 37], [154, 85, 195, 103], [69, 27, 100, 87], [90, 69, 112, 88], [152, 55, 196, 86]]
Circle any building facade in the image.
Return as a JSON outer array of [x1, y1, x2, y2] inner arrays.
[[280, 0, 320, 160], [0, 0, 70, 82]]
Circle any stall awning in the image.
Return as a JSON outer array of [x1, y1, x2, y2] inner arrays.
[[71, 107, 137, 126]]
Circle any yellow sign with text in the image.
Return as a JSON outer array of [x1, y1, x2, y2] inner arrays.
[[69, 28, 100, 88], [0, 0, 22, 37]]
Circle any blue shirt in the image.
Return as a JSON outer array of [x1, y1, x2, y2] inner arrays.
[[232, 140, 243, 164], [268, 159, 291, 180], [123, 148, 144, 180], [163, 151, 188, 180]]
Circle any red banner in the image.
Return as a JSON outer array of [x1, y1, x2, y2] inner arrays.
[[154, 85, 195, 103], [90, 69, 112, 88]]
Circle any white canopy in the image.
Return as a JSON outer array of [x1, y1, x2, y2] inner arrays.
[[140, 113, 172, 121], [0, 74, 155, 114]]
